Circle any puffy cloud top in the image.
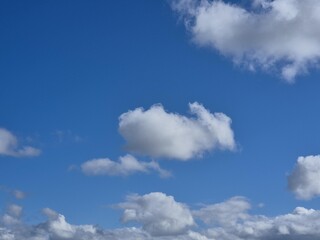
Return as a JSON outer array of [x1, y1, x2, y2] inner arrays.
[[288, 155, 320, 200], [118, 192, 194, 236], [172, 0, 320, 81], [2, 194, 320, 239], [119, 102, 235, 160]]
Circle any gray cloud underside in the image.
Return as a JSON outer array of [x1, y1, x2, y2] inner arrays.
[[2, 192, 320, 240]]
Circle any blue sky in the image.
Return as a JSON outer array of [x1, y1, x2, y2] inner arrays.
[[1, 0, 320, 239]]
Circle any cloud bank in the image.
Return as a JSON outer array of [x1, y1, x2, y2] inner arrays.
[[3, 193, 320, 239], [288, 155, 320, 200], [119, 102, 235, 160], [81, 155, 171, 178], [0, 128, 40, 157], [172, 0, 320, 81]]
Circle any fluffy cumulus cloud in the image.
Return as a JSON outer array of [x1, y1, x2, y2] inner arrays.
[[288, 155, 320, 200], [3, 193, 320, 239], [0, 128, 40, 157], [119, 102, 235, 160], [172, 0, 320, 81], [117, 192, 195, 236], [81, 154, 171, 178]]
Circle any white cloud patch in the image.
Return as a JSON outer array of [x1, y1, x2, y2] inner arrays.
[[288, 155, 320, 200], [0, 128, 41, 157], [3, 194, 320, 239], [119, 102, 235, 160], [81, 154, 171, 178], [193, 196, 251, 226], [117, 192, 195, 236], [172, 0, 320, 82]]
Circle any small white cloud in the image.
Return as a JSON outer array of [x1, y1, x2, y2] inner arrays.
[[288, 155, 320, 200], [172, 0, 320, 81], [119, 102, 235, 160], [81, 154, 171, 178], [0, 128, 41, 157], [117, 192, 194, 236]]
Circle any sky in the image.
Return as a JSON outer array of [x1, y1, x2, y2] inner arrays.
[[1, 0, 320, 239]]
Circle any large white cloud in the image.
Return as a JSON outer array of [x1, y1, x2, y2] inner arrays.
[[81, 154, 171, 178], [288, 155, 320, 200], [0, 128, 40, 157], [172, 0, 320, 81], [117, 192, 195, 236], [119, 102, 235, 160], [3, 194, 320, 239]]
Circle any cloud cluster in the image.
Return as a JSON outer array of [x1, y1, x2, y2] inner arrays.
[[2, 193, 320, 240], [81, 154, 171, 178], [119, 102, 235, 160], [288, 155, 320, 200], [0, 128, 40, 157], [80, 102, 235, 178], [172, 0, 320, 81]]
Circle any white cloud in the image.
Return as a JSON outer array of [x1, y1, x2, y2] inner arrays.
[[288, 155, 320, 200], [81, 154, 171, 178], [0, 128, 41, 157], [3, 194, 320, 239], [117, 192, 195, 236], [119, 102, 235, 160], [172, 0, 320, 81], [193, 196, 251, 226]]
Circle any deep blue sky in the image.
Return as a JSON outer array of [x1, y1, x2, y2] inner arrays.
[[1, 0, 320, 230]]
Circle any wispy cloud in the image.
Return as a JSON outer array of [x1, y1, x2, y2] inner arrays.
[[0, 128, 40, 157], [81, 155, 171, 178], [0, 186, 27, 200], [172, 0, 320, 82], [2, 193, 320, 239]]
